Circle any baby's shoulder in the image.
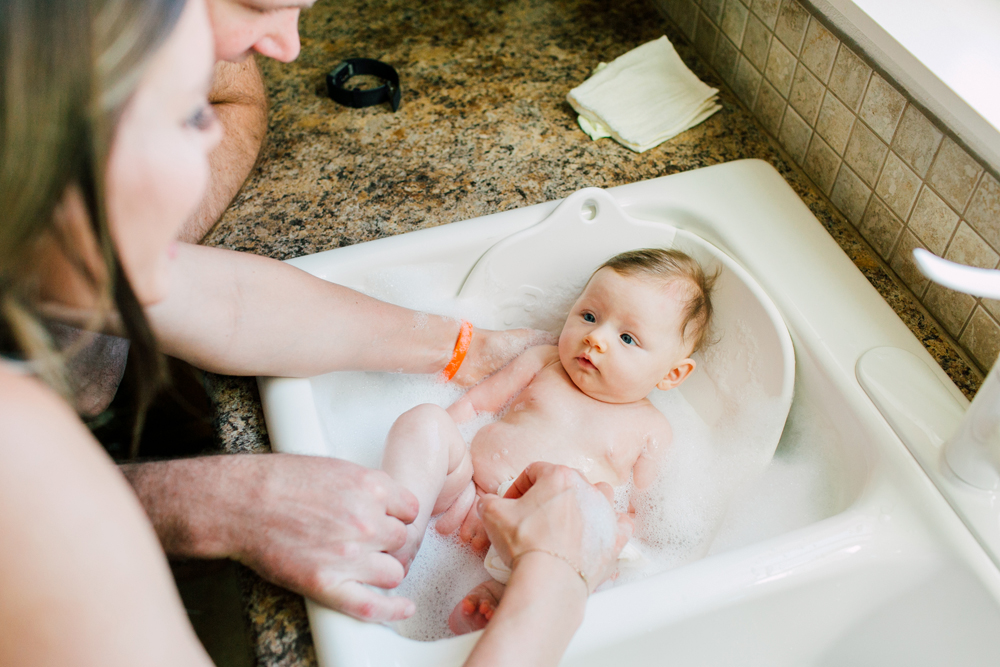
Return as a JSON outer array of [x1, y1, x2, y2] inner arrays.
[[521, 345, 562, 377], [632, 398, 673, 436], [522, 343, 559, 364]]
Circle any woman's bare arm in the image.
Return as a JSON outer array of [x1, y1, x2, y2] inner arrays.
[[464, 552, 588, 667], [0, 370, 211, 667], [146, 243, 546, 382]]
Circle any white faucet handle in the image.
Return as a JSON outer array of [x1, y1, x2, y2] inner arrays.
[[913, 248, 1000, 299]]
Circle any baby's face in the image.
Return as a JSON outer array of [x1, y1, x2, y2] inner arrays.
[[558, 268, 695, 403]]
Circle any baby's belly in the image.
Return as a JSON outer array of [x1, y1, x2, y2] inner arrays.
[[469, 420, 622, 493]]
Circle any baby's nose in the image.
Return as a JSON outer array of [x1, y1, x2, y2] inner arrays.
[[584, 332, 607, 353]]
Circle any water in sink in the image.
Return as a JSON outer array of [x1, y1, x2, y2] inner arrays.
[[310, 264, 845, 641]]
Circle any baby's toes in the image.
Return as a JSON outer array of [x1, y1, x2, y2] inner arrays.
[[449, 595, 489, 635], [448, 580, 503, 635]]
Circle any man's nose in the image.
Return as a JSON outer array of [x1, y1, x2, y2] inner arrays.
[[253, 10, 302, 63]]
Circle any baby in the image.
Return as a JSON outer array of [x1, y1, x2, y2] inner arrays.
[[380, 248, 716, 633]]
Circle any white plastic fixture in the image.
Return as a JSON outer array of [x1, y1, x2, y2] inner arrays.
[[909, 249, 1000, 491], [259, 161, 1000, 667]]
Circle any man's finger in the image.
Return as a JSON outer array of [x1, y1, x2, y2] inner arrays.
[[355, 552, 408, 590], [322, 580, 415, 623], [375, 515, 409, 553], [384, 483, 419, 524]]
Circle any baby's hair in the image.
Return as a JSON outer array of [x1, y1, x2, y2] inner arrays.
[[599, 248, 718, 353]]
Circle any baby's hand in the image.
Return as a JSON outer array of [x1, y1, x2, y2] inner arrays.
[[452, 327, 556, 387]]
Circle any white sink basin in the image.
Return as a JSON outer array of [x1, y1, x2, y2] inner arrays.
[[258, 160, 1000, 666]]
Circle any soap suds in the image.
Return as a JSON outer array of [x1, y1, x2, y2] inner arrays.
[[311, 264, 838, 642]]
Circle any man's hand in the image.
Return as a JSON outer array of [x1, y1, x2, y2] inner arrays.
[[121, 454, 420, 622]]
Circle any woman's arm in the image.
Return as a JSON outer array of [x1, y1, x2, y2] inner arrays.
[[146, 243, 547, 382], [0, 371, 212, 667], [464, 463, 633, 667], [465, 552, 588, 667]]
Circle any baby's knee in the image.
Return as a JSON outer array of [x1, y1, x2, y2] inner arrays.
[[394, 403, 450, 432]]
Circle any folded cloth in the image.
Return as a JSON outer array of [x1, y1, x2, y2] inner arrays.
[[567, 36, 721, 153]]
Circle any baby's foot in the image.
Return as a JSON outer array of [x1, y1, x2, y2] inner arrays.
[[448, 579, 506, 635], [458, 504, 491, 553]]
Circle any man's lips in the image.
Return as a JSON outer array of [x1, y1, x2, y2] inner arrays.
[[577, 355, 597, 371]]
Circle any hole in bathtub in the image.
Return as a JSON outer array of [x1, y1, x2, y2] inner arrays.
[[580, 200, 598, 221]]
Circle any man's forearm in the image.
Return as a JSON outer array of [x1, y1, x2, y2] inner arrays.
[[120, 456, 253, 559], [179, 58, 268, 243]]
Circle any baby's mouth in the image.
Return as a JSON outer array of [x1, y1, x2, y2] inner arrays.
[[577, 355, 597, 371]]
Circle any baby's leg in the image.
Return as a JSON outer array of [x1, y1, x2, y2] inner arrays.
[[448, 580, 506, 635], [381, 404, 473, 572]]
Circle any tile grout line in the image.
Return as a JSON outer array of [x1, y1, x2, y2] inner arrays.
[[663, 0, 999, 372]]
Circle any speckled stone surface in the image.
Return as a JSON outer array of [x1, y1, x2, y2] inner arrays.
[[202, 0, 982, 664]]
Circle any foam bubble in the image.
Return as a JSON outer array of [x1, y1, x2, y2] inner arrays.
[[388, 519, 490, 641], [313, 371, 465, 469], [708, 390, 845, 553]]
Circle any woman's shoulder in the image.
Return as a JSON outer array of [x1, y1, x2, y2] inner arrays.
[[0, 362, 85, 447]]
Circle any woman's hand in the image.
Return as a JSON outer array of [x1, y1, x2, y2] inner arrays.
[[452, 328, 556, 387], [461, 463, 633, 667], [478, 462, 633, 593]]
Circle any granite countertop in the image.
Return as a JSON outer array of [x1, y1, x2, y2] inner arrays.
[[202, 0, 981, 664]]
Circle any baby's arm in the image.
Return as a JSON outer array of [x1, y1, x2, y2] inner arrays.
[[631, 416, 673, 490], [447, 345, 559, 423]]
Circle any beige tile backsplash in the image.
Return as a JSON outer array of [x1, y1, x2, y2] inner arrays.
[[655, 0, 1000, 373]]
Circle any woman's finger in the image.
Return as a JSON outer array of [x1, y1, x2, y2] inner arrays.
[[593, 480, 615, 504], [505, 460, 562, 499], [321, 580, 415, 623], [615, 514, 634, 554]]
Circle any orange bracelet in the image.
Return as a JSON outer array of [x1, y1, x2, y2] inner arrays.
[[440, 320, 473, 381]]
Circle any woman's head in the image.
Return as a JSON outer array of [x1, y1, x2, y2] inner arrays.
[[1, 0, 218, 435]]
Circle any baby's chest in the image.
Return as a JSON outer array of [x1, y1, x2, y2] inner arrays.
[[510, 387, 649, 468]]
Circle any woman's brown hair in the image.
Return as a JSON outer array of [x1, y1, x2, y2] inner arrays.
[[0, 0, 186, 454]]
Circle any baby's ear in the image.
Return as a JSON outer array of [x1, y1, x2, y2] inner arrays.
[[656, 358, 696, 391]]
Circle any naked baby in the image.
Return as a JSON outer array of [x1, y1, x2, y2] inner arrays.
[[380, 248, 716, 634]]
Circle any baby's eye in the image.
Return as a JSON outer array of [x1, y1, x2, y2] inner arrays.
[[620, 333, 637, 346], [583, 312, 596, 323]]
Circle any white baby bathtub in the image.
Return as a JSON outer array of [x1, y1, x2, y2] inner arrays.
[[258, 160, 1000, 666]]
